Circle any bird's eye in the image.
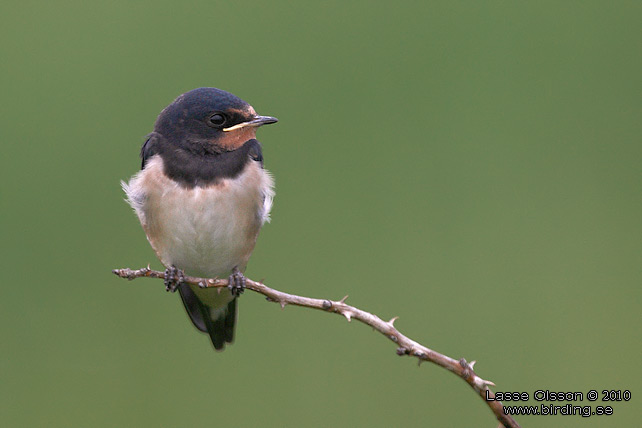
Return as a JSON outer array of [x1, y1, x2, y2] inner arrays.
[[207, 113, 227, 127]]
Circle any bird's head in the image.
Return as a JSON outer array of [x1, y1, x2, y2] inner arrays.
[[154, 87, 277, 153]]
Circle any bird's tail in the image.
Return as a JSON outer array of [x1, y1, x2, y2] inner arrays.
[[178, 284, 236, 351]]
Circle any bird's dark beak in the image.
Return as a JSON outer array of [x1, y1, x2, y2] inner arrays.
[[223, 115, 278, 132]]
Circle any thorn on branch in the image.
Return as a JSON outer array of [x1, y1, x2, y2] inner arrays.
[[339, 295, 349, 304], [343, 312, 352, 322], [459, 358, 496, 389]]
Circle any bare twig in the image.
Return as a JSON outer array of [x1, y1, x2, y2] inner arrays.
[[112, 266, 521, 428]]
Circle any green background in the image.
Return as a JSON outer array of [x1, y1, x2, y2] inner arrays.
[[1, 1, 640, 427]]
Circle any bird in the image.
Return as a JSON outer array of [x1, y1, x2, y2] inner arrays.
[[122, 87, 277, 351]]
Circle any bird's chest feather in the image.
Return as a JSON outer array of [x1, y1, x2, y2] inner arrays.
[[124, 155, 274, 277]]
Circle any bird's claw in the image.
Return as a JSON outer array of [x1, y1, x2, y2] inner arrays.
[[164, 266, 185, 292], [228, 267, 246, 297]]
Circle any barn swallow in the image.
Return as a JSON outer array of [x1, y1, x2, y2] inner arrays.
[[122, 87, 277, 351]]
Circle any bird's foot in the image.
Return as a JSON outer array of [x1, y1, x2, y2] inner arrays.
[[164, 266, 185, 292], [228, 267, 246, 297]]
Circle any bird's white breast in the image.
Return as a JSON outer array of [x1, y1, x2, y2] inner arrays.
[[123, 155, 274, 279]]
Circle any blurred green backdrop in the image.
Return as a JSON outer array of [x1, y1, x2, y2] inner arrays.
[[1, 1, 639, 427]]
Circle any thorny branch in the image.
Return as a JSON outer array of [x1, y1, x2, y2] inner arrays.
[[112, 266, 521, 428]]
